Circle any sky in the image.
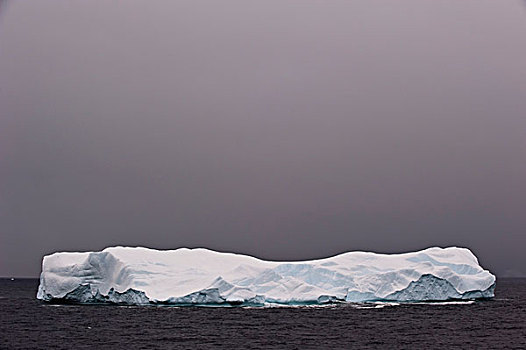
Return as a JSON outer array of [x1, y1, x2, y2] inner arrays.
[[0, 0, 525, 277]]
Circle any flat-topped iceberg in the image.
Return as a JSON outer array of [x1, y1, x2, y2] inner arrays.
[[37, 246, 495, 306]]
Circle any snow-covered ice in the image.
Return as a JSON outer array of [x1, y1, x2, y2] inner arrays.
[[37, 246, 495, 306]]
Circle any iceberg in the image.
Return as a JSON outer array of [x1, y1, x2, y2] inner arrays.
[[37, 246, 495, 306]]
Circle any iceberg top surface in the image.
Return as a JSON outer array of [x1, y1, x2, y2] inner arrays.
[[38, 246, 496, 304]]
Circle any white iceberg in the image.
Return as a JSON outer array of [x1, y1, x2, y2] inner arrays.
[[37, 246, 495, 306]]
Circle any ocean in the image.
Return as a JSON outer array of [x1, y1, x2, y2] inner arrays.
[[1, 278, 525, 349]]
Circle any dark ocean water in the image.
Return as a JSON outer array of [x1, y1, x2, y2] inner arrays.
[[1, 278, 525, 349]]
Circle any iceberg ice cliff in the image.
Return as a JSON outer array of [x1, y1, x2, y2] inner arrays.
[[37, 246, 495, 306]]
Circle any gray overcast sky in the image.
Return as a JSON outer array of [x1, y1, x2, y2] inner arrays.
[[1, 1, 525, 277]]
